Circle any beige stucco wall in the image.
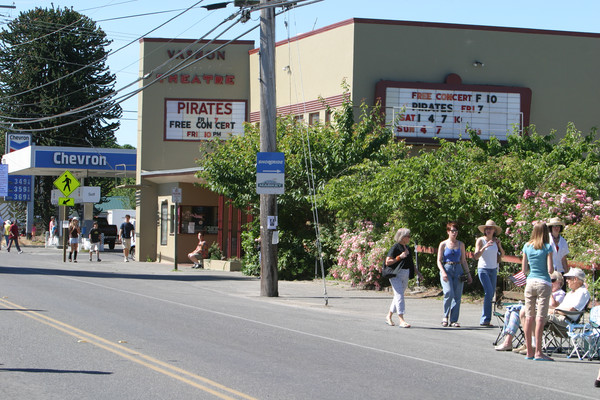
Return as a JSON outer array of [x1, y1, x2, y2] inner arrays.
[[351, 20, 600, 136], [251, 18, 599, 137], [249, 22, 355, 121], [136, 39, 253, 262]]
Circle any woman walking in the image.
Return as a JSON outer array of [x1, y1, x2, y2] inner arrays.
[[437, 222, 471, 327], [68, 217, 81, 262], [522, 222, 554, 361], [474, 220, 505, 327], [384, 228, 422, 328]]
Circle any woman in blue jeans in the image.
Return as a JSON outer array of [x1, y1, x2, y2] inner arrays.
[[474, 220, 505, 327], [437, 221, 472, 327]]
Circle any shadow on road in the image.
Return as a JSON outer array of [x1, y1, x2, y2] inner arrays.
[[0, 265, 253, 283], [0, 367, 112, 375]]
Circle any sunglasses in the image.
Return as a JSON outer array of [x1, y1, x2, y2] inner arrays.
[[551, 278, 557, 283], [449, 229, 458, 233]]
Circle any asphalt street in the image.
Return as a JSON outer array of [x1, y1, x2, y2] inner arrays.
[[1, 246, 599, 399]]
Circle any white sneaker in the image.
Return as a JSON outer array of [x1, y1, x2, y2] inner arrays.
[[18, 250, 23, 254], [124, 257, 129, 262]]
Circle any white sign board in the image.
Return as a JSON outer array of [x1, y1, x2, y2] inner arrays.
[[385, 87, 523, 140], [164, 99, 246, 141], [51, 186, 101, 205], [172, 187, 182, 203], [0, 164, 8, 197], [256, 152, 285, 195]]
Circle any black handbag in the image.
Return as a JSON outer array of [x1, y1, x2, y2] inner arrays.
[[382, 258, 397, 278]]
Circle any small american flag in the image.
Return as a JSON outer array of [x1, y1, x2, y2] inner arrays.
[[509, 271, 527, 287]]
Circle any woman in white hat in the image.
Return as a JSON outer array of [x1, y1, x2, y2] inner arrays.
[[474, 220, 505, 327], [547, 217, 570, 285]]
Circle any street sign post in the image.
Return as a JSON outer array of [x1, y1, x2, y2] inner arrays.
[[53, 170, 79, 197], [53, 170, 79, 262]]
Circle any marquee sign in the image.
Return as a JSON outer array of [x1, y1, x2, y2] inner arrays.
[[376, 77, 532, 142], [164, 99, 246, 141]]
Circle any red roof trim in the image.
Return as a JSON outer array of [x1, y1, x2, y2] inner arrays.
[[141, 37, 255, 45]]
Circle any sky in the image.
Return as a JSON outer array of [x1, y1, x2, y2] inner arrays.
[[3, 0, 600, 147]]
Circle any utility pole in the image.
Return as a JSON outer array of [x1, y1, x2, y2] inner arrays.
[[259, 0, 278, 297]]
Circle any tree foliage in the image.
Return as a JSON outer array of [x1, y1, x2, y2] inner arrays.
[[197, 95, 392, 279], [0, 7, 122, 226]]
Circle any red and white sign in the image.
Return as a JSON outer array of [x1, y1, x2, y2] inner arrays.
[[164, 99, 246, 141], [376, 78, 531, 142]]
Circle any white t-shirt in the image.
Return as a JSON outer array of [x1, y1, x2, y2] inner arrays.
[[557, 286, 590, 320], [477, 237, 499, 270], [549, 234, 569, 273]]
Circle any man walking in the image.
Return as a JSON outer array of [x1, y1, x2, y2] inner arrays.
[[89, 221, 102, 262], [7, 219, 23, 254], [119, 214, 135, 262]]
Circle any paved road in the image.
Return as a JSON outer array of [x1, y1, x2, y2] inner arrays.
[[1, 247, 599, 399]]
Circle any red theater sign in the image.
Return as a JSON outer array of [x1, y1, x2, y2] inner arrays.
[[376, 75, 532, 142], [164, 99, 246, 141]]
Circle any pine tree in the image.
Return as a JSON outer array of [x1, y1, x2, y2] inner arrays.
[[0, 7, 122, 226]]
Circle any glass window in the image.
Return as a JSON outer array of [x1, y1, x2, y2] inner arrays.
[[160, 201, 168, 245], [309, 112, 319, 125], [179, 206, 217, 234]]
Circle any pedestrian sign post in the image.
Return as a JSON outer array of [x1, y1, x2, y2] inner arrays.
[[53, 170, 79, 263], [53, 170, 79, 197]]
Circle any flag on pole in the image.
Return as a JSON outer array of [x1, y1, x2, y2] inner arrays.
[[509, 271, 527, 287]]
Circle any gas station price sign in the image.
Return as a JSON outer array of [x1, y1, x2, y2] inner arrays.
[[6, 175, 32, 201]]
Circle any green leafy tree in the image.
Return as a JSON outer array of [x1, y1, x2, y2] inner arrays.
[[0, 7, 122, 226], [197, 95, 392, 279]]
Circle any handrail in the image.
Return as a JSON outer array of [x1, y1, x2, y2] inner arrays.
[[414, 245, 597, 271]]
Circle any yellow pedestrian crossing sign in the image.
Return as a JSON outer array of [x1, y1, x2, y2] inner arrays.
[[53, 170, 79, 197], [59, 197, 75, 206]]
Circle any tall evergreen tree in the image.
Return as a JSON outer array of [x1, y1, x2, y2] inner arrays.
[[0, 7, 122, 226]]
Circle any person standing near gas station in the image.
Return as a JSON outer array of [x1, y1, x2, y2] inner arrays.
[[119, 214, 135, 262]]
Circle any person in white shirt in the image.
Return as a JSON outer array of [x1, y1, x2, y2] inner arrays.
[[546, 267, 590, 329], [547, 217, 570, 280]]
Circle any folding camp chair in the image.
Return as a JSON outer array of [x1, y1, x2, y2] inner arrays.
[[493, 271, 525, 347], [493, 302, 525, 347], [567, 305, 600, 360], [543, 309, 586, 357]]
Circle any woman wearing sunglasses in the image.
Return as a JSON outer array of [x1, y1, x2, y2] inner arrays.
[[437, 221, 471, 327]]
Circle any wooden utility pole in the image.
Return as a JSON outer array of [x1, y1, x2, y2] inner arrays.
[[259, 0, 278, 297]]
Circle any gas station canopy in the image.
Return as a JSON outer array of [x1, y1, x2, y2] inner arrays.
[[1, 145, 136, 178]]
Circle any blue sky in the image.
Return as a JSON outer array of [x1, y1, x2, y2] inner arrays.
[[4, 0, 600, 146]]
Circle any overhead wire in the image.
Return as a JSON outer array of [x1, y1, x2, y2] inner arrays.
[[0, 4, 218, 111], [0, 0, 207, 103], [282, 5, 329, 305], [2, 13, 257, 132], [1, 0, 319, 134]]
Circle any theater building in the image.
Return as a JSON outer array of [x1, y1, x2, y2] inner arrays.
[[136, 19, 599, 263], [136, 38, 254, 263]]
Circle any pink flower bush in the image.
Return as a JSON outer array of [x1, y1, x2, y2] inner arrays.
[[329, 221, 393, 290], [505, 184, 600, 255]]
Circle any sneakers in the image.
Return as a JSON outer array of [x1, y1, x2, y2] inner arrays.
[[97, 259, 101, 262], [73, 260, 77, 263], [89, 257, 92, 262], [124, 257, 129, 262], [192, 263, 199, 269], [18, 250, 23, 254]]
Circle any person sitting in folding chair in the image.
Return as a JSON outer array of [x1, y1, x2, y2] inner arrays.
[[495, 271, 565, 352], [546, 267, 590, 330]]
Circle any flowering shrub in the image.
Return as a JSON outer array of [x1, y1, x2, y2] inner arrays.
[[505, 183, 600, 254], [329, 221, 393, 290]]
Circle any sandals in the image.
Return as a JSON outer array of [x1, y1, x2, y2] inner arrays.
[[450, 322, 461, 327], [385, 318, 395, 327], [398, 321, 411, 328], [441, 318, 449, 327]]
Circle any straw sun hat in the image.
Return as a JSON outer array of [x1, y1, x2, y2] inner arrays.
[[547, 217, 565, 227], [478, 220, 502, 235]]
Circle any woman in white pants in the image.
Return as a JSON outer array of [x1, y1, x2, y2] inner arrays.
[[385, 228, 422, 328]]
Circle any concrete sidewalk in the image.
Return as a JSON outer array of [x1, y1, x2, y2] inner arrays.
[[13, 245, 485, 329]]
